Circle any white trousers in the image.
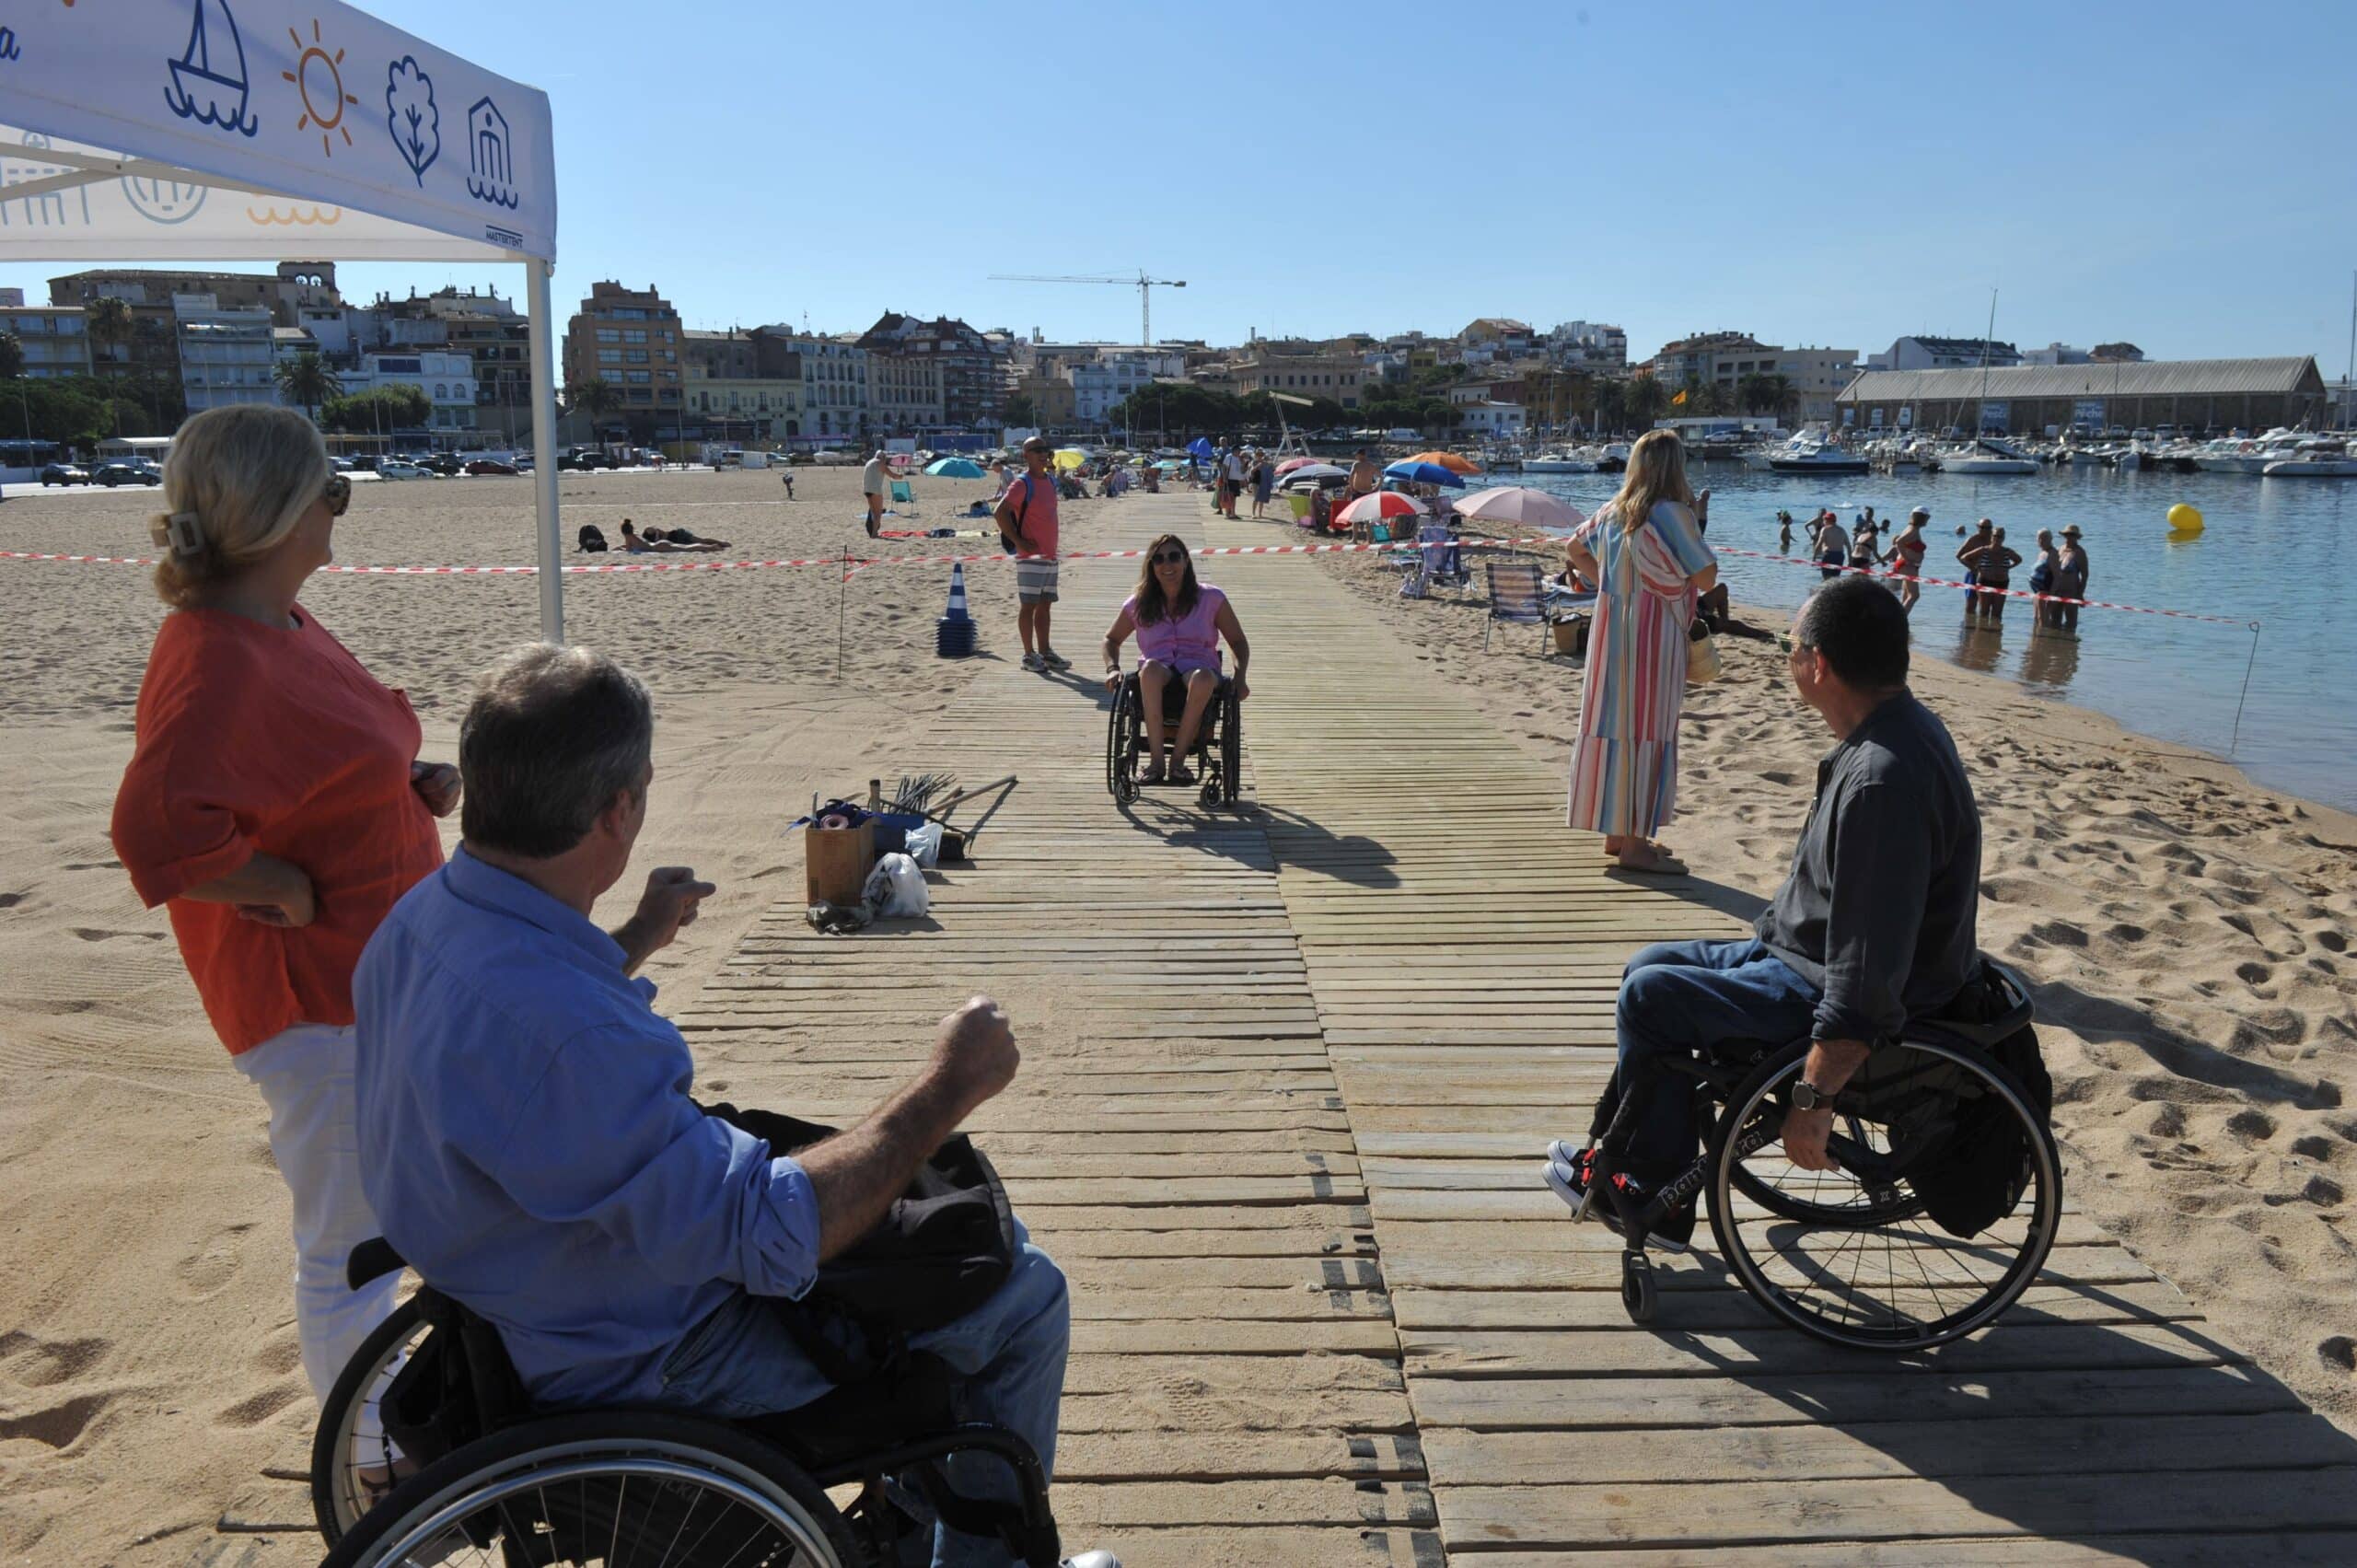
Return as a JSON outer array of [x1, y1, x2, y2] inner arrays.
[[231, 1021, 401, 1403]]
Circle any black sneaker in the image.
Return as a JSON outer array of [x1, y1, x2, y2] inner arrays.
[[1542, 1144, 1694, 1254]]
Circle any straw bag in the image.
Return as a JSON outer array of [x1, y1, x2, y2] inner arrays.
[[1686, 616, 1723, 684]]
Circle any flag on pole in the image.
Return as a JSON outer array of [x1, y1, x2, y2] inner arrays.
[[1671, 389, 1689, 406]]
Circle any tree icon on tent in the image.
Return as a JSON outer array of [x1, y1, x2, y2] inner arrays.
[[384, 55, 438, 185]]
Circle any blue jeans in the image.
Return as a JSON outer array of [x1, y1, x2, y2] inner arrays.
[[1612, 938, 1822, 1179], [658, 1224, 1070, 1567]]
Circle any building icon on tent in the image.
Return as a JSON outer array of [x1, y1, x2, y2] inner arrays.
[[465, 96, 517, 209]]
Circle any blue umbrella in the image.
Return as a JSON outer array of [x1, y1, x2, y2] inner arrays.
[[1385, 459, 1467, 488], [1187, 436, 1216, 459], [924, 457, 986, 479]]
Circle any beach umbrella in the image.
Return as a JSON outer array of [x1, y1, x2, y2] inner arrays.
[[1335, 491, 1428, 528], [1274, 456, 1321, 475], [1053, 448, 1088, 470], [1276, 463, 1348, 491], [1384, 459, 1467, 489], [1187, 436, 1217, 459], [1155, 459, 1189, 470], [1409, 450, 1482, 475], [925, 457, 987, 479], [1453, 485, 1585, 532]]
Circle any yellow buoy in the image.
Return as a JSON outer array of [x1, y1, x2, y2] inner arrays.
[[2166, 502, 2204, 535]]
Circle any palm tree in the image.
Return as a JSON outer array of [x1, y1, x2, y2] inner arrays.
[[1757, 373, 1796, 425], [1593, 378, 1628, 436], [86, 297, 134, 373], [1736, 372, 1770, 417], [566, 377, 621, 424], [1625, 374, 1669, 429], [273, 351, 337, 423], [0, 331, 23, 380]]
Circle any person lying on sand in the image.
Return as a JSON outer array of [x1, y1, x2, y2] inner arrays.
[[618, 520, 726, 554]]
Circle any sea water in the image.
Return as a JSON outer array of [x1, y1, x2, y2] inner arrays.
[[1508, 463, 2356, 811]]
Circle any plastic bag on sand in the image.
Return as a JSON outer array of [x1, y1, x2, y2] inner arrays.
[[862, 853, 929, 918]]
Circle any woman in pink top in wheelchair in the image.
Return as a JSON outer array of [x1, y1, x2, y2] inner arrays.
[[1102, 533, 1252, 785]]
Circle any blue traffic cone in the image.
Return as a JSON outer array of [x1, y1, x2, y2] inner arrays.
[[935, 562, 977, 657]]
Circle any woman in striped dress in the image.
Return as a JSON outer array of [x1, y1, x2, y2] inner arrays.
[[1562, 430, 1719, 873]]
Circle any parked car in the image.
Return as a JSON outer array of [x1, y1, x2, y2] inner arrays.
[[377, 461, 427, 480], [464, 458, 521, 477], [93, 461, 163, 487], [420, 454, 464, 475], [39, 462, 91, 486], [328, 456, 356, 473], [559, 448, 615, 470]]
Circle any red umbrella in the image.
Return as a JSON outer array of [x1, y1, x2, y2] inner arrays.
[[1334, 491, 1427, 528], [1274, 456, 1321, 475]]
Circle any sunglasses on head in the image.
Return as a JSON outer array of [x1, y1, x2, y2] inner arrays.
[[322, 472, 351, 517]]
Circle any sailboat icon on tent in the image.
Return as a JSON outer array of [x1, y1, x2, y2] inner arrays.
[[164, 0, 261, 137]]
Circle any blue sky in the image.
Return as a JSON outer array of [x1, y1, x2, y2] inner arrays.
[[10, 0, 2355, 367]]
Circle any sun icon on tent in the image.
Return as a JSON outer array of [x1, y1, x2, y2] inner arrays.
[[283, 18, 359, 157]]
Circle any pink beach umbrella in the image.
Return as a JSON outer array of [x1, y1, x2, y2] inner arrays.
[[1453, 485, 1585, 532], [1274, 456, 1321, 476]]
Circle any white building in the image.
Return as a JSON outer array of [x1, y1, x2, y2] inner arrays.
[[756, 330, 868, 440], [1455, 401, 1527, 436], [1070, 350, 1185, 427], [339, 350, 477, 435], [1865, 335, 2024, 373], [6, 305, 90, 377], [1548, 320, 1628, 367], [174, 295, 279, 413]]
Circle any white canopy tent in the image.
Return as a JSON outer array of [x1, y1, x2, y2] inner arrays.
[[0, 0, 567, 637]]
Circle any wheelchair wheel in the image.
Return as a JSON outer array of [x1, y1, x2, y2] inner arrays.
[[321, 1410, 861, 1567], [311, 1296, 432, 1544], [1218, 689, 1243, 807], [1706, 1038, 2061, 1352], [1105, 678, 1141, 805]]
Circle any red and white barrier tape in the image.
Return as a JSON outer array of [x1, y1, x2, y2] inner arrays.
[[0, 535, 2257, 628]]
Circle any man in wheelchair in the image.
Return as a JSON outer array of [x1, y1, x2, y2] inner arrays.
[[353, 645, 1114, 1567], [1545, 574, 1984, 1250]]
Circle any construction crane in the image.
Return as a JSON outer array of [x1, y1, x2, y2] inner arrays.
[[986, 271, 1186, 348]]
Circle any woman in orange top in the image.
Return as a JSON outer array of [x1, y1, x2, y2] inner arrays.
[[111, 406, 455, 1405]]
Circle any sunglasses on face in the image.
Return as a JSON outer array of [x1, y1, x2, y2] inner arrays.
[[322, 472, 351, 517], [1153, 551, 1188, 565]]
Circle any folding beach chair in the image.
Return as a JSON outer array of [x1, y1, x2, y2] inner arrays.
[[888, 478, 917, 513], [1400, 523, 1469, 598], [1484, 561, 1557, 653]]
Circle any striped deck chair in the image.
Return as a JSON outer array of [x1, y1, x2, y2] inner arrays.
[[1484, 561, 1555, 653]]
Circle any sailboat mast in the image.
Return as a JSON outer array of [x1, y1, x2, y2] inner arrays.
[[2344, 268, 2354, 431], [1979, 287, 1997, 438]]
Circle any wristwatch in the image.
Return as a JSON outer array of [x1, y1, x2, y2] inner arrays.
[[1791, 1080, 1833, 1111]]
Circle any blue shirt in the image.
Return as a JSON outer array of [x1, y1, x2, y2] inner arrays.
[[353, 848, 821, 1408]]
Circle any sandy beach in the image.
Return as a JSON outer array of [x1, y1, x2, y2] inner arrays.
[[1322, 535, 2357, 1425], [0, 465, 1107, 1563], [4, 472, 2355, 1562]]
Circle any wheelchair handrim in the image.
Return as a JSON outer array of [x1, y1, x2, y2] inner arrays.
[[322, 1304, 432, 1540], [1711, 1039, 2062, 1351], [357, 1442, 843, 1567]]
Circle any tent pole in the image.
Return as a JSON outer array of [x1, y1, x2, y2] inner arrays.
[[526, 260, 564, 643]]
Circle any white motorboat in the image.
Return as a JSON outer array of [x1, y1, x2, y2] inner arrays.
[[2193, 429, 2305, 474], [1939, 436, 2039, 475], [1764, 429, 1870, 474], [1521, 449, 1598, 473], [2262, 447, 2357, 477]]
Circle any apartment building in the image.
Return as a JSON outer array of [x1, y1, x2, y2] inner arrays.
[[563, 281, 683, 427]]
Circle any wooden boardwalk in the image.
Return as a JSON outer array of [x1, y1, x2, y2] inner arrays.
[[686, 492, 2357, 1564]]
